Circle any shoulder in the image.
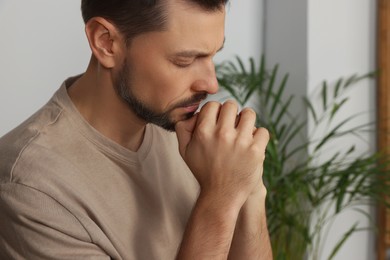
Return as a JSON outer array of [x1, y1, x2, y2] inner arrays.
[[0, 100, 63, 183]]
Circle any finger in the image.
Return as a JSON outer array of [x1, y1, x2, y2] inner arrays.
[[253, 127, 270, 151], [218, 100, 239, 129], [175, 114, 198, 157], [195, 101, 221, 129], [236, 108, 257, 136]]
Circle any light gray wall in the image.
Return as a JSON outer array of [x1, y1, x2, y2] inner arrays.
[[307, 1, 377, 259], [215, 0, 263, 64], [264, 0, 308, 111], [0, 1, 90, 136], [264, 0, 377, 259], [263, 0, 309, 165]]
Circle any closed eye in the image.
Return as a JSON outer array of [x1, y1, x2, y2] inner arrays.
[[173, 58, 196, 68], [175, 62, 192, 68]]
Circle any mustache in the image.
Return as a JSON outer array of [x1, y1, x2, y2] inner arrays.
[[173, 92, 208, 109]]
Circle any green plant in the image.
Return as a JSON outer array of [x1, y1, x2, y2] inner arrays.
[[216, 56, 390, 260]]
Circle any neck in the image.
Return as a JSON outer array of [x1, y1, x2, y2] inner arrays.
[[68, 57, 146, 151]]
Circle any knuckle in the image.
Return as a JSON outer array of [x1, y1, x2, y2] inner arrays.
[[238, 109, 257, 127], [195, 123, 210, 139], [240, 108, 256, 117], [259, 127, 270, 140], [259, 184, 267, 196], [236, 137, 251, 149], [258, 152, 266, 161], [249, 143, 266, 160], [203, 101, 221, 110], [249, 143, 261, 154], [223, 100, 238, 108], [217, 128, 234, 142]]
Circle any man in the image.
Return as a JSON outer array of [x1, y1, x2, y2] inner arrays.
[[0, 0, 272, 259]]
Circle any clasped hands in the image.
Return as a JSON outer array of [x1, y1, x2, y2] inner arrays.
[[175, 100, 269, 209]]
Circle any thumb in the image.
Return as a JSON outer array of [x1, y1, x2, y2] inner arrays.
[[175, 114, 198, 157]]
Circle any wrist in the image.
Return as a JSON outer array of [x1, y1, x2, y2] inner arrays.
[[248, 183, 267, 201], [177, 188, 243, 259], [240, 186, 267, 216], [197, 189, 243, 220]]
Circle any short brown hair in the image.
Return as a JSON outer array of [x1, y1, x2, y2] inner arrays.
[[81, 0, 228, 45]]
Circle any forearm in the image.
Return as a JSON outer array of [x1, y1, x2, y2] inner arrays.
[[228, 187, 273, 260], [176, 192, 242, 260], [175, 101, 270, 259]]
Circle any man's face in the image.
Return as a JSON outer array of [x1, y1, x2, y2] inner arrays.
[[113, 1, 226, 131]]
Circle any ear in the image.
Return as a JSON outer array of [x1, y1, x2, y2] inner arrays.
[[85, 17, 124, 69]]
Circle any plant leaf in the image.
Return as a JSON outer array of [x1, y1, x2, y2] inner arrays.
[[327, 223, 359, 260], [265, 64, 279, 106], [314, 114, 360, 152], [303, 96, 318, 124], [333, 78, 343, 98], [330, 98, 349, 122], [235, 55, 247, 75], [270, 74, 289, 116], [322, 81, 328, 111]]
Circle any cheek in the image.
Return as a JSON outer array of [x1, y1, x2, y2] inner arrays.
[[132, 63, 194, 109]]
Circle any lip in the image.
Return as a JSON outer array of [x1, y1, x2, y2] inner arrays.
[[183, 103, 200, 113]]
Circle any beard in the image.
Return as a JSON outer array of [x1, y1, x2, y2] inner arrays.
[[114, 58, 208, 132]]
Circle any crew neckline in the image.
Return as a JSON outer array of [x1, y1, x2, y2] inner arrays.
[[53, 75, 153, 165]]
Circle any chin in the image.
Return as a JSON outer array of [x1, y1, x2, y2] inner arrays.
[[151, 110, 196, 132], [155, 122, 176, 132]]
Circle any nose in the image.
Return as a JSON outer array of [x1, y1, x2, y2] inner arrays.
[[192, 60, 219, 94]]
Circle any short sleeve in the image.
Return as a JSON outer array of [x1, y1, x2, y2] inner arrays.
[[0, 182, 110, 259]]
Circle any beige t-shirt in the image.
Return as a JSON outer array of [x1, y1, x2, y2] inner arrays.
[[0, 77, 200, 259]]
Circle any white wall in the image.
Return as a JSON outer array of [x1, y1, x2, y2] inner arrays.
[[307, 1, 377, 260], [0, 1, 263, 136], [0, 1, 90, 136], [215, 0, 263, 64], [265, 0, 377, 259]]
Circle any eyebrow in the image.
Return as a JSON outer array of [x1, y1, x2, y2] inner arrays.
[[174, 38, 225, 58]]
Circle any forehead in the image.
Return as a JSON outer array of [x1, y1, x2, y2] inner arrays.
[[164, 1, 226, 48], [127, 1, 225, 56]]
